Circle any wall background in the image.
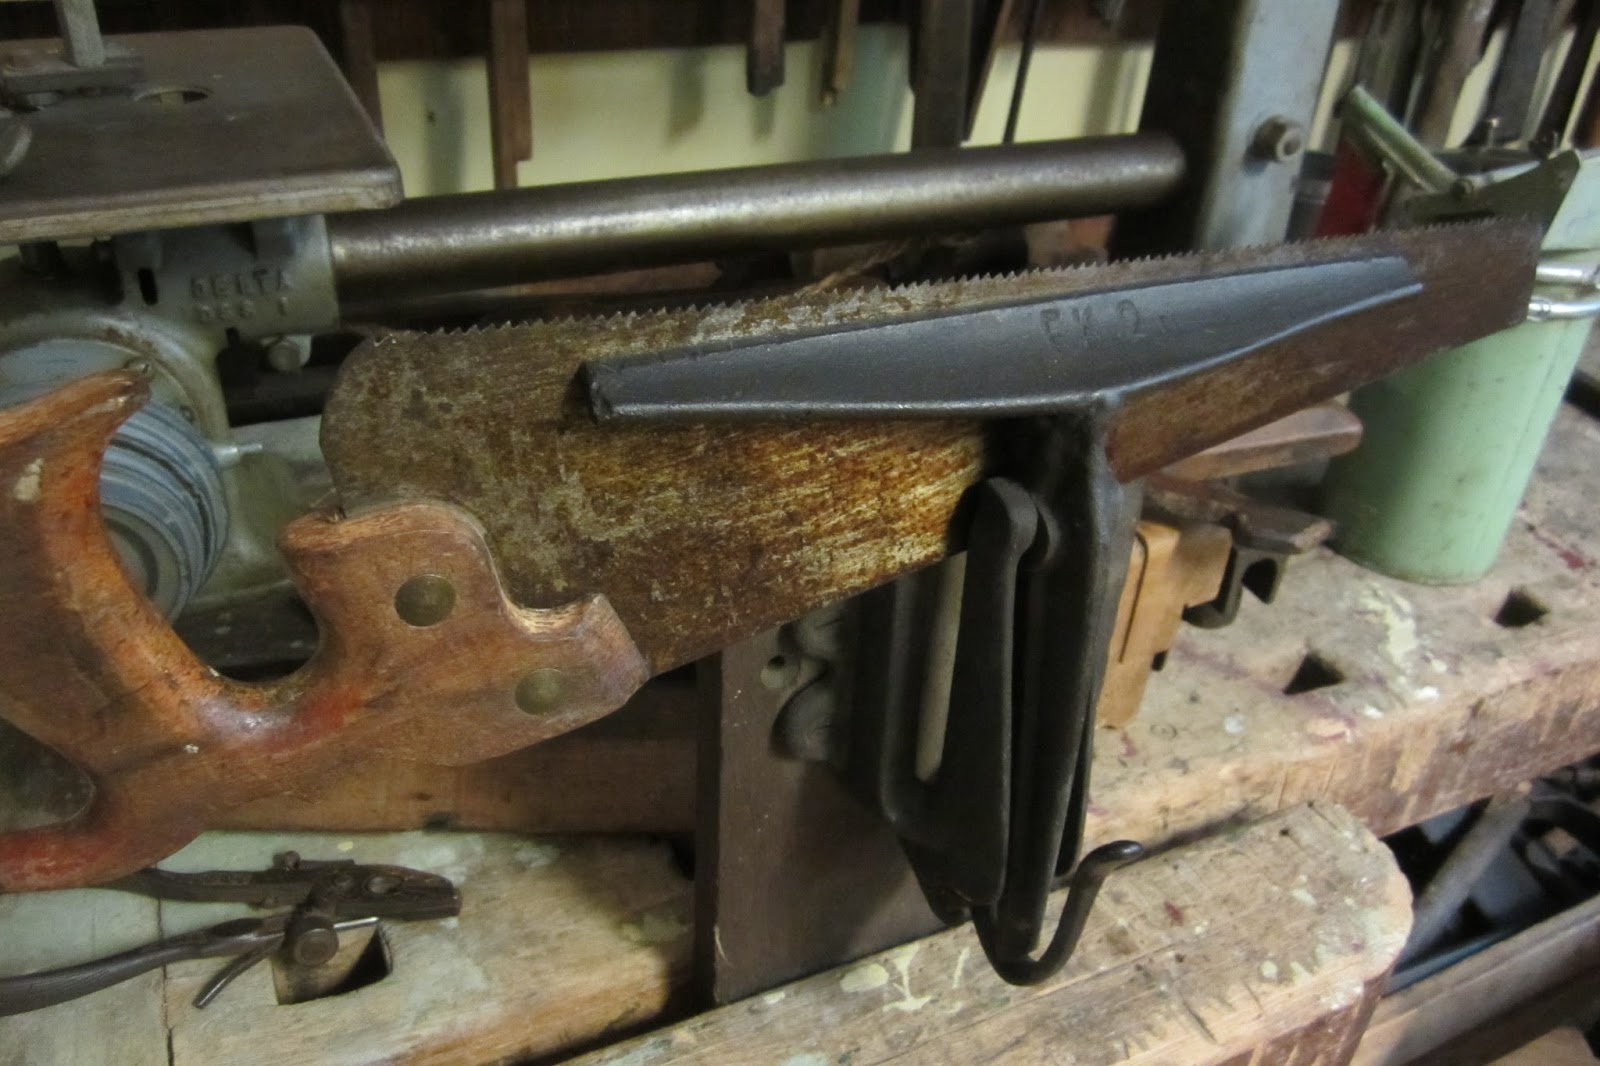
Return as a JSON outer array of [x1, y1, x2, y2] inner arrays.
[[373, 25, 1594, 199]]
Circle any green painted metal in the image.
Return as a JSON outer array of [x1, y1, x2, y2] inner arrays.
[[1321, 305, 1593, 584]]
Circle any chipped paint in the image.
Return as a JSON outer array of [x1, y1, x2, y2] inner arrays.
[[840, 962, 889, 993], [11, 458, 41, 502], [884, 943, 932, 1013], [621, 908, 689, 945], [1356, 583, 1421, 669], [1305, 717, 1351, 741], [513, 841, 561, 868]]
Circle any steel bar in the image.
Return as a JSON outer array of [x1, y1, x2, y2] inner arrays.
[[53, 0, 105, 68], [326, 133, 1184, 303], [1402, 793, 1534, 963]]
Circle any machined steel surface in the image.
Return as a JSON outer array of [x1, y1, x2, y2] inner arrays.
[[0, 27, 400, 244], [326, 134, 1185, 302]]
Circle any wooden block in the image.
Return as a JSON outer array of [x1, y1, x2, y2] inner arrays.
[[0, 886, 166, 1066], [1097, 519, 1231, 729], [571, 803, 1409, 1066], [216, 678, 698, 834]]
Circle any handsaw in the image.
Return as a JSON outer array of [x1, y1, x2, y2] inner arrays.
[[0, 221, 1538, 892], [323, 222, 1536, 671]]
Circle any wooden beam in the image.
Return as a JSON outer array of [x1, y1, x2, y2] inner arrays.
[[575, 804, 1409, 1066]]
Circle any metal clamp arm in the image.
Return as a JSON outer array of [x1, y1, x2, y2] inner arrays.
[[0, 917, 280, 1017]]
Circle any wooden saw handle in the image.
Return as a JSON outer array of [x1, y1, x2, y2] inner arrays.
[[0, 372, 648, 891]]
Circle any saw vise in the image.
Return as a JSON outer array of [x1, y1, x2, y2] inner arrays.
[[0, 0, 1562, 1031]]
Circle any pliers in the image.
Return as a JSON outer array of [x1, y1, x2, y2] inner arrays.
[[0, 851, 460, 1016]]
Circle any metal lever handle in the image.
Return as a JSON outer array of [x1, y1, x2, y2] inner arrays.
[[840, 419, 1143, 985], [974, 839, 1144, 986], [0, 917, 280, 1017]]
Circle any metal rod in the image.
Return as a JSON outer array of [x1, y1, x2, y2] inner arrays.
[[1402, 792, 1533, 964], [53, 0, 106, 68], [1342, 85, 1461, 196], [327, 133, 1185, 304]]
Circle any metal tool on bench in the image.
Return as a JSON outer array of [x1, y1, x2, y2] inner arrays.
[[576, 237, 1491, 982], [0, 222, 1541, 981], [0, 853, 459, 1016], [0, 0, 1547, 995]]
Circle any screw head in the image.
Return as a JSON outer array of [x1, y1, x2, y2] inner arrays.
[[1251, 116, 1306, 164], [515, 668, 567, 714], [265, 337, 309, 374], [394, 574, 456, 627]]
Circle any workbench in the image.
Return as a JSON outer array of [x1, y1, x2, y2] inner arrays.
[[6, 398, 1600, 1064]]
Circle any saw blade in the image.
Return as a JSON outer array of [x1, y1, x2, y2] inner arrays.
[[323, 221, 1538, 671]]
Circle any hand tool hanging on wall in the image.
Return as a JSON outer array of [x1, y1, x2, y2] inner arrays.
[[818, 0, 859, 104], [1002, 0, 1047, 142], [0, 853, 459, 1016], [748, 0, 786, 95], [338, 0, 384, 134], [1413, 0, 1497, 145], [910, 0, 975, 147], [486, 0, 533, 189], [1468, 0, 1562, 147], [1533, 0, 1600, 152]]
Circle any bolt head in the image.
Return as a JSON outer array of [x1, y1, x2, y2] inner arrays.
[[289, 924, 340, 967], [1251, 116, 1306, 164], [265, 338, 309, 374]]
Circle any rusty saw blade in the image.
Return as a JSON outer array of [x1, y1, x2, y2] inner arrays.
[[323, 222, 1537, 672]]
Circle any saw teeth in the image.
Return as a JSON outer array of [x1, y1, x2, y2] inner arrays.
[[372, 218, 1527, 345]]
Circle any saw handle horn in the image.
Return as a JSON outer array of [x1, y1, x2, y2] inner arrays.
[[0, 373, 648, 891]]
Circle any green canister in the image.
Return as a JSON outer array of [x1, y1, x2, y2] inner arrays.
[[1322, 156, 1600, 585]]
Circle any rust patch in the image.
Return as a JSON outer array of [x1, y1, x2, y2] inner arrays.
[[323, 223, 1539, 670]]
